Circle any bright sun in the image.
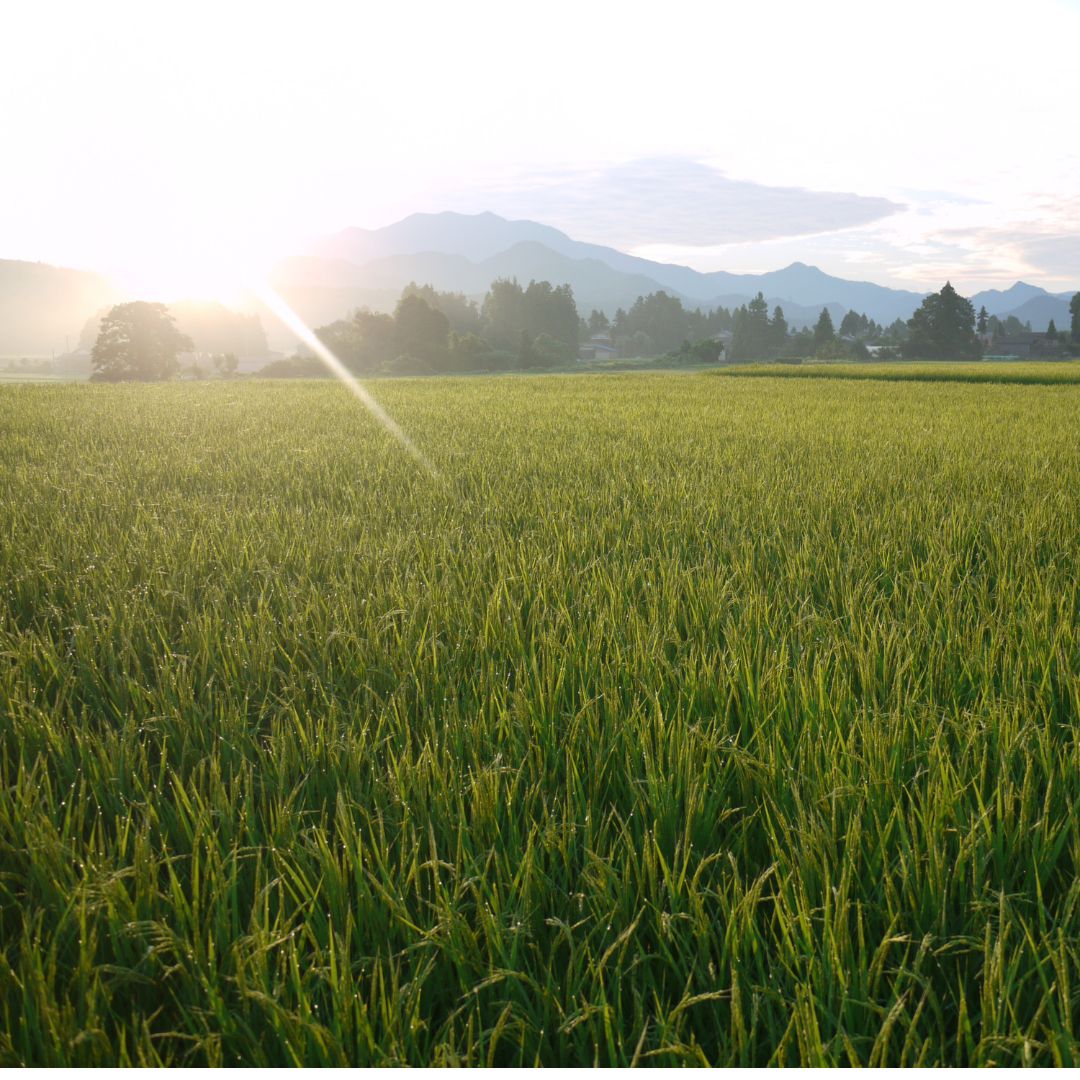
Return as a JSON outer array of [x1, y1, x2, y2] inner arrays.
[[104, 208, 279, 310], [111, 250, 264, 309]]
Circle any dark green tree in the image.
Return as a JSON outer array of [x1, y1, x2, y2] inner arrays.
[[883, 318, 908, 344], [394, 293, 450, 367], [705, 305, 734, 334], [813, 308, 835, 349], [839, 310, 871, 339], [621, 292, 689, 354], [587, 309, 611, 334], [400, 282, 479, 335], [1070, 293, 1080, 345], [353, 309, 396, 370], [523, 281, 578, 352], [730, 293, 772, 360], [316, 319, 364, 369], [977, 306, 989, 335], [450, 332, 488, 371], [616, 330, 656, 359], [902, 282, 982, 360], [1047, 319, 1058, 341], [770, 305, 788, 348], [517, 329, 537, 368], [91, 302, 193, 381], [482, 278, 526, 350]]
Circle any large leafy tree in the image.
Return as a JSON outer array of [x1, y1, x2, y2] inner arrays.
[[315, 318, 364, 369], [481, 278, 527, 350], [91, 302, 193, 381], [902, 282, 982, 360], [622, 291, 690, 354], [394, 293, 450, 367], [400, 282, 479, 335], [523, 280, 579, 353]]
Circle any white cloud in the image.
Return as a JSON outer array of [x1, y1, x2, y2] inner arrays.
[[453, 159, 902, 247]]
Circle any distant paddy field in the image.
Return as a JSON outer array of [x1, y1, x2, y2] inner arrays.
[[1, 370, 1079, 1065]]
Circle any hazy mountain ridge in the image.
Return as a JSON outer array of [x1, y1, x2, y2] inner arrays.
[[304, 212, 931, 322], [296, 212, 1073, 333], [0, 259, 120, 356], [1, 212, 1075, 357]]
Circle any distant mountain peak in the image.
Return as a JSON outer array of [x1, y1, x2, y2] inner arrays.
[[775, 261, 828, 277], [279, 210, 1075, 345]]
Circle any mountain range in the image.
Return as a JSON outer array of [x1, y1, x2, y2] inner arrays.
[[1, 212, 1075, 358], [0, 260, 120, 357], [284, 212, 930, 328], [270, 212, 1076, 345]]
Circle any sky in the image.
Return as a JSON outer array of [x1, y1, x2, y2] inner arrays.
[[2, 0, 1078, 299]]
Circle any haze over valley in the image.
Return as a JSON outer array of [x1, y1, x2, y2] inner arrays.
[[4, 211, 1077, 361]]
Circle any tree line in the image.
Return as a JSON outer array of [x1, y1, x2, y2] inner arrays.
[[686, 284, 1080, 362], [89, 283, 1080, 381], [270, 280, 581, 376], [285, 281, 739, 375]]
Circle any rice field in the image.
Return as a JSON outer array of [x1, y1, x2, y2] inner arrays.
[[1, 368, 1079, 1065]]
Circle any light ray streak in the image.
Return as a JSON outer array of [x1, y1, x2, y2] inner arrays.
[[253, 283, 439, 478]]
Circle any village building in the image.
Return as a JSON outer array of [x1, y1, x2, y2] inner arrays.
[[578, 333, 618, 361]]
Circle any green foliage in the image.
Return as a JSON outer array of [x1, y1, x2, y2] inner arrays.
[[1071, 293, 1080, 345], [315, 318, 364, 369], [729, 293, 795, 362], [531, 332, 575, 366], [812, 307, 835, 349], [839, 310, 877, 341], [586, 309, 610, 334], [214, 352, 239, 377], [481, 279, 526, 351], [903, 282, 982, 360], [665, 338, 724, 365], [2, 373, 1080, 1065], [617, 292, 692, 354], [392, 294, 449, 368], [517, 328, 537, 368], [523, 281, 578, 352], [301, 284, 736, 378], [990, 314, 1031, 341], [770, 305, 788, 347], [814, 337, 870, 362], [255, 355, 329, 378], [615, 329, 656, 359], [400, 282, 480, 336], [882, 318, 909, 344], [480, 279, 578, 357], [353, 309, 397, 369], [90, 302, 194, 382], [447, 331, 488, 372], [81, 301, 267, 358], [786, 328, 815, 356]]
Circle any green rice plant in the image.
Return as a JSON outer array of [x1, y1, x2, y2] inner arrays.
[[0, 372, 1078, 1065]]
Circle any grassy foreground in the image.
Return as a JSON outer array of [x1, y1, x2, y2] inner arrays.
[[1, 370, 1079, 1065]]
